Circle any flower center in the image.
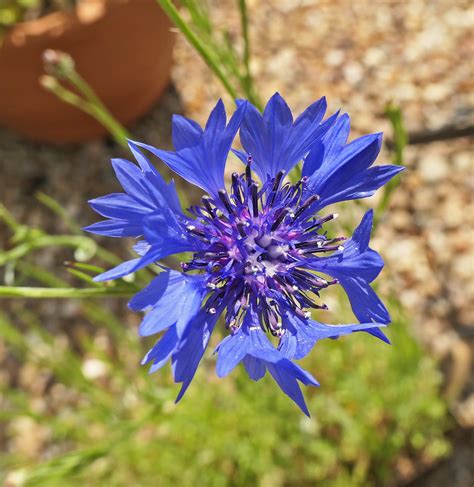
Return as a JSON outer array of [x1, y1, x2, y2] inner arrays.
[[181, 159, 344, 336]]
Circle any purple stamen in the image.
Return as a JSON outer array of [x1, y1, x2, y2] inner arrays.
[[181, 169, 346, 334]]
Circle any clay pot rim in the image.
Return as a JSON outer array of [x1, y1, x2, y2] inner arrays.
[[5, 0, 124, 44]]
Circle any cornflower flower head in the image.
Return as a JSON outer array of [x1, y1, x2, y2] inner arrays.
[[85, 94, 404, 415]]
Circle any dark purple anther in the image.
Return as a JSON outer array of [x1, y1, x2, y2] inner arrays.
[[218, 189, 235, 215], [245, 155, 253, 185]]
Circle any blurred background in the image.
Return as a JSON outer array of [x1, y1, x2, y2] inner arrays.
[[0, 0, 472, 486]]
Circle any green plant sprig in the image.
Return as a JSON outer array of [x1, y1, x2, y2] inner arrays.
[[40, 50, 130, 147]]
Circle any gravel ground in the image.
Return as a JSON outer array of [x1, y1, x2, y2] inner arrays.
[[1, 0, 473, 484]]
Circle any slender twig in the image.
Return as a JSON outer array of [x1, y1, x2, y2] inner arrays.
[[409, 124, 473, 146]]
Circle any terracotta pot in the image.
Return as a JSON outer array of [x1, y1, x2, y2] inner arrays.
[[0, 0, 174, 143]]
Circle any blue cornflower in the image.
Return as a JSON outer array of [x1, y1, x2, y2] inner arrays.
[[85, 94, 404, 415]]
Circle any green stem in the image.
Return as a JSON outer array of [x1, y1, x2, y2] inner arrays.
[[374, 102, 407, 228], [239, 0, 251, 85], [35, 192, 121, 265], [0, 203, 20, 231], [157, 0, 239, 100], [0, 286, 134, 299], [0, 235, 96, 266], [41, 76, 130, 147], [237, 0, 262, 109], [16, 261, 139, 340], [36, 192, 82, 233]]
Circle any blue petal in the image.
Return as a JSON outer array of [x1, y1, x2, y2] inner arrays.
[[261, 93, 294, 177], [239, 93, 337, 181], [142, 210, 202, 253], [132, 100, 247, 200], [172, 115, 203, 150], [236, 101, 266, 175], [172, 308, 220, 402], [111, 156, 182, 215], [128, 141, 183, 214], [93, 257, 143, 282], [215, 330, 251, 377], [243, 356, 266, 381], [86, 144, 182, 243], [82, 219, 142, 238], [210, 100, 248, 184], [132, 240, 150, 256], [308, 210, 383, 281], [340, 165, 405, 200], [204, 99, 227, 138], [301, 140, 325, 178], [314, 165, 405, 209], [335, 275, 391, 325], [305, 132, 382, 197], [127, 140, 158, 174], [142, 325, 179, 373], [279, 312, 386, 360], [111, 158, 155, 208], [215, 321, 318, 415], [301, 114, 405, 209], [293, 97, 327, 132], [93, 240, 180, 282], [312, 135, 383, 207], [283, 108, 339, 176], [365, 327, 391, 344], [133, 144, 207, 192], [267, 362, 313, 417], [88, 193, 148, 220], [129, 271, 207, 337], [320, 113, 350, 162], [306, 319, 385, 342], [306, 211, 391, 329]]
